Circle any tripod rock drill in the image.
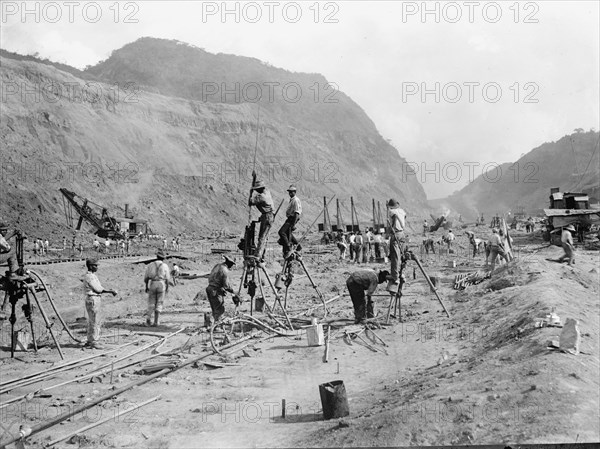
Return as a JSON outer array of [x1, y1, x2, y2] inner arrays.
[[248, 180, 274, 259]]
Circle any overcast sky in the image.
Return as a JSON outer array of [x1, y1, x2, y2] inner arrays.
[[1, 1, 598, 198]]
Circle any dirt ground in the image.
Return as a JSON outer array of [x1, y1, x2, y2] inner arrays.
[[1, 227, 599, 448]]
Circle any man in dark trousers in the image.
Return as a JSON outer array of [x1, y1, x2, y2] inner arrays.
[[386, 198, 407, 290], [248, 180, 274, 259], [278, 185, 302, 259], [346, 269, 389, 324], [205, 255, 240, 322]]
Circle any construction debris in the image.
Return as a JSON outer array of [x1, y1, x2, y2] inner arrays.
[[453, 270, 491, 290]]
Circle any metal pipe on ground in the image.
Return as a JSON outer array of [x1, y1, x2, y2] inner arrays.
[[0, 329, 266, 448], [0, 342, 135, 388], [45, 395, 162, 447]]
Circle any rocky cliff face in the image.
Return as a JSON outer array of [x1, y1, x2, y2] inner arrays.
[[432, 131, 599, 219], [0, 39, 428, 239]]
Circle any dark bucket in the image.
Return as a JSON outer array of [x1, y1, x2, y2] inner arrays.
[[255, 296, 265, 312], [319, 380, 350, 420]]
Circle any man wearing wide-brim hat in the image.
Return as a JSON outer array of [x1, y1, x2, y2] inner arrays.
[[557, 224, 576, 265], [248, 180, 275, 259], [143, 248, 173, 326], [386, 198, 408, 290], [206, 255, 239, 322], [278, 184, 302, 259]]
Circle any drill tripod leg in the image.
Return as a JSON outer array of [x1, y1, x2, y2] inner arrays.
[[28, 287, 65, 359], [296, 257, 328, 316], [22, 287, 39, 353], [386, 293, 395, 325], [9, 300, 16, 358], [411, 254, 451, 318], [254, 268, 284, 329], [258, 265, 293, 330], [1, 290, 8, 312], [29, 270, 82, 343], [236, 262, 248, 300]]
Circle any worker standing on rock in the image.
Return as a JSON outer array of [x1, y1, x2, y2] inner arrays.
[[248, 180, 274, 259], [386, 198, 407, 290], [278, 185, 302, 259], [205, 256, 240, 322], [83, 258, 117, 349], [557, 224, 576, 265], [346, 269, 389, 324], [143, 249, 172, 326]]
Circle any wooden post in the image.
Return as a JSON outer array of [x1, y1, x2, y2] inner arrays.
[[372, 199, 376, 230], [350, 197, 355, 231]]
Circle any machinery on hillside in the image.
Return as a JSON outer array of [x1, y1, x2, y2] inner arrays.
[[543, 187, 599, 244], [59, 188, 149, 239], [428, 214, 452, 232]]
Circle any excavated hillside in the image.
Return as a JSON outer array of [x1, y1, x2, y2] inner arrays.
[[0, 40, 427, 239], [433, 131, 600, 220]]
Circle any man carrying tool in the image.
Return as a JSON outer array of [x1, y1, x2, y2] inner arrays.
[[278, 185, 302, 259], [248, 180, 275, 259], [386, 199, 408, 290], [346, 269, 390, 324], [205, 255, 240, 322], [83, 258, 117, 349], [143, 249, 172, 327]]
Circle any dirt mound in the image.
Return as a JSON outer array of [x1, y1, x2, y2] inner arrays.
[[299, 251, 599, 446]]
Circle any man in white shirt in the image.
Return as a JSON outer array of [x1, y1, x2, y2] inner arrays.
[[143, 249, 172, 326], [278, 185, 302, 259], [83, 258, 117, 349], [353, 232, 364, 264], [348, 232, 356, 260]]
